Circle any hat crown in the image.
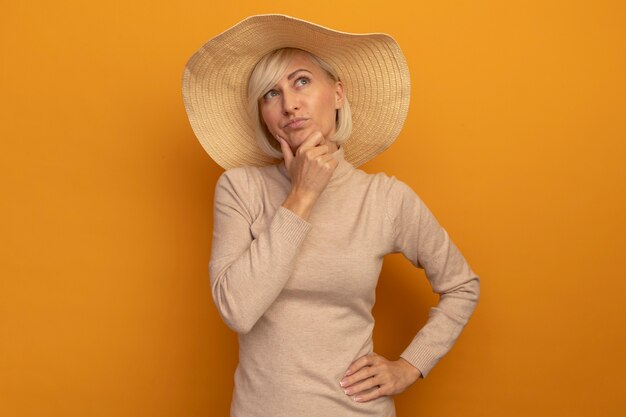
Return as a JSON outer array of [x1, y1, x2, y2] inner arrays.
[[182, 14, 410, 169]]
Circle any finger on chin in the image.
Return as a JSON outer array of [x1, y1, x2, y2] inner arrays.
[[304, 131, 324, 148], [277, 137, 294, 168]]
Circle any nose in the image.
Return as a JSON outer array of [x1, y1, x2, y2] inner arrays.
[[281, 90, 299, 115]]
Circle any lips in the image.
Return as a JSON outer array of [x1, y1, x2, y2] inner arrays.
[[283, 118, 308, 129]]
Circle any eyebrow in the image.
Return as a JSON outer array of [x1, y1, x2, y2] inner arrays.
[[287, 69, 312, 80]]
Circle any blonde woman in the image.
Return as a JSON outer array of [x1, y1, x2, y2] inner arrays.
[[183, 15, 480, 417]]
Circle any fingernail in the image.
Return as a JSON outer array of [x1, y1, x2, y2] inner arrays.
[[339, 380, 346, 387], [353, 396, 361, 402], [345, 369, 352, 376], [343, 389, 350, 395]]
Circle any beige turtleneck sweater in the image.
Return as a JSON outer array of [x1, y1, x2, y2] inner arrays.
[[209, 147, 480, 416]]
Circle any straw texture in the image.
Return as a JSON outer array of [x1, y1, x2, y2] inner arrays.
[[182, 14, 411, 169]]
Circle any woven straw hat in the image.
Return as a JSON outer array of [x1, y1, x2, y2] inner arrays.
[[182, 14, 410, 169]]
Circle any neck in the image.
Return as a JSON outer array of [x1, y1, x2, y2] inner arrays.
[[325, 139, 339, 153]]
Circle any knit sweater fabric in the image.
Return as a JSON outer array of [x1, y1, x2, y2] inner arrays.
[[209, 147, 480, 416]]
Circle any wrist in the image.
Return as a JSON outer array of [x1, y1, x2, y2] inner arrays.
[[282, 190, 318, 220], [398, 358, 422, 380]]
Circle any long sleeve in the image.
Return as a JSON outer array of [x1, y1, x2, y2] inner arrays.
[[212, 151, 476, 415], [386, 178, 480, 377], [209, 168, 312, 334]]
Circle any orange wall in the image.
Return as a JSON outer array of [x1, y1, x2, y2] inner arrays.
[[2, 1, 625, 416]]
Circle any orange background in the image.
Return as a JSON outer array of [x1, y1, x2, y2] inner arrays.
[[2, 1, 625, 416]]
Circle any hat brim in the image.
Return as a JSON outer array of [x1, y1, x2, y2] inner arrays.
[[182, 14, 410, 169]]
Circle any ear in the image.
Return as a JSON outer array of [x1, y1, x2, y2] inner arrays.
[[334, 81, 345, 109]]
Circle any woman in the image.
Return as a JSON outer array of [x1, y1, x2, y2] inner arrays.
[[182, 14, 479, 416]]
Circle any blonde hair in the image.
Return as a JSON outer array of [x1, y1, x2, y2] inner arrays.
[[247, 48, 353, 158]]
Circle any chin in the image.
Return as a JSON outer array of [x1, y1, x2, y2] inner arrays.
[[285, 128, 335, 151], [286, 134, 309, 150]]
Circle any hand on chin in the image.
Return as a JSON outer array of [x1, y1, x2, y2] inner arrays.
[[287, 135, 307, 152], [287, 129, 326, 152]]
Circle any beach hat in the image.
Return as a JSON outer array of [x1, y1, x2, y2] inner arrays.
[[182, 14, 410, 169]]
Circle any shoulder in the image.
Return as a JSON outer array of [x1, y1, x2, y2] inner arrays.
[[365, 171, 426, 224], [215, 166, 250, 193], [217, 165, 247, 183], [214, 166, 257, 201], [353, 169, 417, 200], [215, 163, 286, 201], [216, 164, 275, 188]]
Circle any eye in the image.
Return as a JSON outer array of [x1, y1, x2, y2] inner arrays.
[[263, 89, 280, 100], [295, 76, 311, 87]]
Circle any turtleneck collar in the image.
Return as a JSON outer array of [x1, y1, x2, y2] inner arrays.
[[277, 146, 354, 186]]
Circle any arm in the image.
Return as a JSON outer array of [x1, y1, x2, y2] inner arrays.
[[209, 133, 338, 334], [390, 179, 480, 377], [209, 170, 312, 334], [341, 178, 479, 402]]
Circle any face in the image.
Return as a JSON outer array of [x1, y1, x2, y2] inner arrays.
[[259, 52, 344, 152]]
